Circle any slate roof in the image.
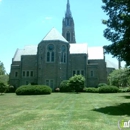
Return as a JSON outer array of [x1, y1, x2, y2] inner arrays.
[[88, 47, 104, 60], [106, 60, 118, 69], [13, 45, 38, 61], [43, 28, 68, 43], [70, 44, 88, 54]]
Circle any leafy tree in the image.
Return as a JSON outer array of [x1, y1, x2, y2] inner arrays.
[[0, 83, 6, 94], [68, 75, 85, 93], [108, 68, 130, 87], [0, 61, 8, 85], [102, 0, 130, 65], [0, 61, 6, 75]]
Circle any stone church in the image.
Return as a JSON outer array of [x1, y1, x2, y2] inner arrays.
[[9, 0, 113, 89]]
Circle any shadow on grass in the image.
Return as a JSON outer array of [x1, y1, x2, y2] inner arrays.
[[121, 96, 130, 99], [92, 103, 130, 116]]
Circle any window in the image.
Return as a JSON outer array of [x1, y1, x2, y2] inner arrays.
[[81, 70, 84, 76], [90, 71, 94, 77], [30, 71, 33, 77], [61, 45, 66, 63], [23, 71, 25, 77], [27, 71, 29, 77], [45, 80, 54, 89], [72, 70, 85, 76], [46, 44, 55, 62], [73, 71, 76, 76], [66, 32, 70, 42], [46, 80, 49, 86], [15, 72, 18, 77], [77, 70, 80, 75]]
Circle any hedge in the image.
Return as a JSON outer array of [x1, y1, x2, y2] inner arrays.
[[98, 86, 119, 93], [15, 85, 52, 95]]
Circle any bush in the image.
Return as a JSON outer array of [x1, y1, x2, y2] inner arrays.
[[60, 80, 73, 92], [0, 83, 7, 94], [68, 75, 85, 93], [98, 83, 107, 87], [127, 88, 130, 92], [84, 87, 99, 93], [15, 85, 52, 95], [99, 86, 119, 93], [6, 86, 16, 93]]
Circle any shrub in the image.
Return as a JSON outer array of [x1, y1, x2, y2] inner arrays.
[[60, 80, 72, 92], [0, 83, 7, 94], [15, 85, 52, 95], [99, 86, 119, 93], [6, 86, 16, 93], [84, 87, 99, 93], [127, 87, 130, 92], [98, 83, 107, 87], [68, 75, 85, 93]]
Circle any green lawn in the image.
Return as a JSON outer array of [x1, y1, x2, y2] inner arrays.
[[0, 93, 130, 130]]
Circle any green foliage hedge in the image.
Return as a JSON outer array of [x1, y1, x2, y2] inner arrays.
[[60, 80, 73, 92], [68, 75, 85, 92], [84, 86, 119, 93], [15, 85, 52, 95], [98, 86, 119, 93], [98, 83, 107, 87], [84, 87, 99, 93]]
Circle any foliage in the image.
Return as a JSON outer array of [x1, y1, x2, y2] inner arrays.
[[98, 83, 108, 87], [99, 86, 119, 93], [102, 0, 130, 65], [59, 80, 72, 92], [68, 75, 85, 93], [0, 61, 6, 75], [108, 68, 130, 87], [6, 86, 16, 93], [15, 85, 52, 95], [84, 87, 99, 93], [0, 74, 9, 85], [0, 83, 7, 94]]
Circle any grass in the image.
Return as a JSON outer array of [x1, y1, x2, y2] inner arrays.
[[0, 93, 130, 130]]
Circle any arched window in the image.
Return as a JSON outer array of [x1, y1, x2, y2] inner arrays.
[[46, 44, 55, 62], [61, 45, 67, 63], [66, 32, 70, 42]]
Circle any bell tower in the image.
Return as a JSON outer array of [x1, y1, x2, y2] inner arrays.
[[62, 0, 76, 43]]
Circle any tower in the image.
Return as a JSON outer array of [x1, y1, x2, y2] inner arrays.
[[62, 0, 76, 43]]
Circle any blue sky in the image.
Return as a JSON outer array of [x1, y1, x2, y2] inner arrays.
[[0, 0, 124, 73]]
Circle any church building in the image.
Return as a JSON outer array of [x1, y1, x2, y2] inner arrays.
[[9, 0, 110, 89]]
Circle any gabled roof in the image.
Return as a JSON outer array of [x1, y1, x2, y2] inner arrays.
[[106, 60, 118, 69], [70, 44, 88, 54], [13, 45, 38, 61], [88, 47, 104, 60], [43, 28, 68, 43]]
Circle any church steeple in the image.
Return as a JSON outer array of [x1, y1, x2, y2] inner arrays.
[[65, 0, 72, 17], [62, 0, 76, 43]]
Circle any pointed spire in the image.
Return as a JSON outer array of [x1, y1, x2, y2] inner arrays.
[[65, 0, 72, 17]]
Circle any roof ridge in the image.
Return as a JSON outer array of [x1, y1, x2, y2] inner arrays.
[[43, 28, 68, 43]]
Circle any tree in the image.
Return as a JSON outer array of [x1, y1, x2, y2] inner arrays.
[[102, 0, 130, 65], [0, 61, 9, 89], [68, 75, 85, 93], [0, 61, 6, 75], [0, 83, 7, 94], [108, 68, 130, 87]]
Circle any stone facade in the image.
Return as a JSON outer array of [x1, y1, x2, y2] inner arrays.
[[9, 0, 111, 89]]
